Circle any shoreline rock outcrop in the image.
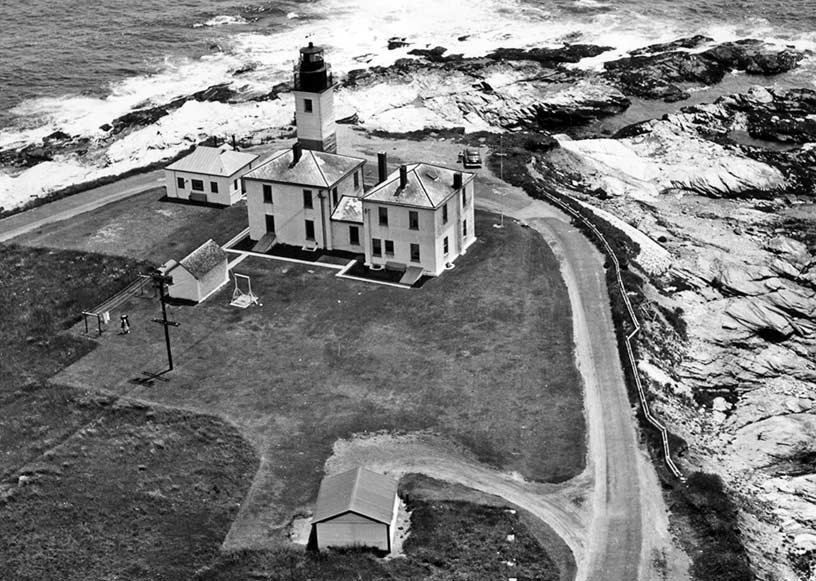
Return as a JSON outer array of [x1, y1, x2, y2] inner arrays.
[[533, 86, 816, 580], [603, 38, 806, 101]]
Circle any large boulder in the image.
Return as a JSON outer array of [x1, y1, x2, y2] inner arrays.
[[731, 414, 816, 471], [488, 44, 613, 66], [603, 39, 805, 102], [726, 298, 798, 340]]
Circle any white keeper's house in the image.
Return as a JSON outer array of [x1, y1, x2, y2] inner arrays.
[[242, 143, 366, 250], [164, 146, 259, 206], [240, 41, 478, 280], [361, 161, 476, 277]]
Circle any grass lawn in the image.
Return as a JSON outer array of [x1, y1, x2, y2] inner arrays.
[[10, 187, 249, 262], [0, 402, 257, 581], [56, 211, 585, 545], [0, 244, 258, 580]]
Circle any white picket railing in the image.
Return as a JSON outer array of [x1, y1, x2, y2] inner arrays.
[[538, 189, 685, 480]]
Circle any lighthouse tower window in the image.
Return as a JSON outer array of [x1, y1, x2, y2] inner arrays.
[[304, 98, 313, 113]]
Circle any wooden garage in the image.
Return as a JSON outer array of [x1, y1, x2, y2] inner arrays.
[[312, 467, 398, 553], [161, 239, 229, 303]]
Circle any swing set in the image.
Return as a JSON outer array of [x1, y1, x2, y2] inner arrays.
[[229, 273, 261, 308]]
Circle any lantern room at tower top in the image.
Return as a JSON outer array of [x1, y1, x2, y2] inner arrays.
[[293, 41, 337, 153], [294, 41, 333, 92]]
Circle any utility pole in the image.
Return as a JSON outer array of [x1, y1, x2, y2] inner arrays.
[[494, 135, 508, 229], [495, 134, 508, 182], [150, 270, 180, 371]]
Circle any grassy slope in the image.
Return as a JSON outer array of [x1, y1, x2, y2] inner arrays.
[[0, 244, 258, 580]]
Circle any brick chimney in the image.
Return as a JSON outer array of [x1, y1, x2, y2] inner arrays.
[[292, 142, 302, 164], [399, 164, 408, 188], [453, 171, 463, 189], [377, 152, 388, 184]]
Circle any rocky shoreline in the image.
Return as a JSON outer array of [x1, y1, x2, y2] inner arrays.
[[1, 36, 810, 216], [528, 86, 815, 579]]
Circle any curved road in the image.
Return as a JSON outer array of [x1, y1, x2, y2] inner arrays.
[[476, 169, 668, 580]]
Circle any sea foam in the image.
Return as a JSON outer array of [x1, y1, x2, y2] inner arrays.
[[193, 15, 249, 28]]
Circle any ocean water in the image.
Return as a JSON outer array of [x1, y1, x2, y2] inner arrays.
[[0, 0, 815, 208]]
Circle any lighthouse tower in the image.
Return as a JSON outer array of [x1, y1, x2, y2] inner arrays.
[[293, 42, 337, 153]]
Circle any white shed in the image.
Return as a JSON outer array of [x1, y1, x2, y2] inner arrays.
[[161, 239, 229, 303], [312, 467, 399, 553], [164, 146, 259, 206]]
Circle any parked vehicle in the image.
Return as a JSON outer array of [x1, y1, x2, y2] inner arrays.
[[461, 147, 482, 168]]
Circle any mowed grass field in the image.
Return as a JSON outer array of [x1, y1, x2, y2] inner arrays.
[[56, 211, 585, 537], [11, 187, 249, 262]]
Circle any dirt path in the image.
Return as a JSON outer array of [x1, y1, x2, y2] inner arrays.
[[0, 172, 164, 243], [325, 432, 591, 567]]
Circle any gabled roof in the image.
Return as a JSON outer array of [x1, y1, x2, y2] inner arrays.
[[331, 195, 363, 223], [313, 467, 397, 525], [244, 147, 365, 188], [175, 239, 227, 279], [362, 163, 474, 209], [165, 146, 258, 176]]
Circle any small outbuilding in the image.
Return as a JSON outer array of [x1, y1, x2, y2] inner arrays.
[[164, 146, 259, 206], [161, 239, 229, 303], [312, 467, 399, 553]]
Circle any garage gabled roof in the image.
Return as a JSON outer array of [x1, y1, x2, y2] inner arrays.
[[165, 146, 258, 176], [313, 467, 397, 525], [244, 147, 365, 188], [177, 239, 227, 279], [362, 163, 474, 209]]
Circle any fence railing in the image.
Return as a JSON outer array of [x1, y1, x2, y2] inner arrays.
[[537, 189, 685, 480]]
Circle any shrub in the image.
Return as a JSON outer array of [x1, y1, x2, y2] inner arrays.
[[677, 473, 753, 581]]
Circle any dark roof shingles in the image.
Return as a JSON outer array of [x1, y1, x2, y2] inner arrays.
[[179, 239, 227, 279]]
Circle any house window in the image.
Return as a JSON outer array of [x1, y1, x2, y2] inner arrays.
[[372, 238, 382, 257], [305, 220, 315, 241], [442, 203, 448, 224], [385, 240, 394, 256], [349, 226, 360, 246], [176, 177, 184, 189], [210, 181, 219, 193], [409, 211, 419, 230], [234, 179, 238, 190], [191, 179, 204, 191], [303, 189, 313, 209], [304, 98, 313, 113], [410, 243, 420, 263], [443, 236, 449, 255], [332, 187, 338, 206], [353, 170, 359, 189], [266, 214, 275, 233], [263, 184, 273, 204], [463, 219, 468, 237], [378, 207, 388, 227]]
